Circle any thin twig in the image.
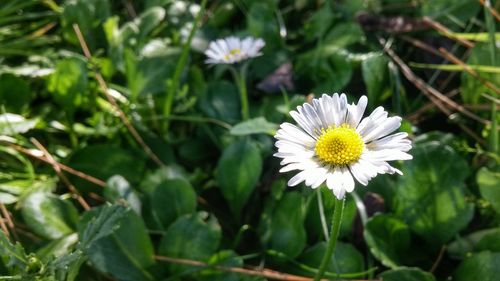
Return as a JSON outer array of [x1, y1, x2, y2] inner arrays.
[[0, 204, 18, 241], [30, 138, 90, 211], [422, 17, 475, 48], [154, 255, 377, 281], [72, 24, 166, 167], [379, 37, 489, 125], [478, 0, 500, 21], [0, 217, 10, 238], [438, 47, 500, 95], [406, 89, 459, 122], [400, 36, 499, 96], [430, 246, 446, 273], [4, 143, 106, 187]]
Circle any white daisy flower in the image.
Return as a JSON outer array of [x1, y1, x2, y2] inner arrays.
[[204, 36, 265, 64], [274, 93, 412, 199]]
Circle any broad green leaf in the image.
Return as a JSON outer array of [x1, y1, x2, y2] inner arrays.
[[247, 2, 280, 47], [216, 139, 262, 218], [199, 80, 240, 124], [79, 204, 127, 247], [460, 43, 500, 104], [453, 251, 500, 281], [82, 206, 155, 281], [105, 175, 142, 215], [364, 214, 410, 268], [261, 192, 306, 258], [324, 23, 364, 48], [394, 142, 474, 248], [230, 117, 278, 136], [67, 145, 145, 190], [0, 113, 39, 136], [61, 0, 110, 49], [298, 241, 364, 274], [421, 0, 480, 28], [0, 230, 28, 272], [362, 55, 391, 109], [380, 267, 436, 281], [296, 50, 353, 93], [0, 73, 32, 113], [150, 178, 197, 229], [448, 228, 500, 259], [124, 45, 179, 100], [21, 191, 78, 240], [303, 5, 334, 41], [477, 167, 500, 214], [159, 212, 221, 274], [47, 57, 88, 113], [48, 249, 86, 281], [37, 233, 79, 262]]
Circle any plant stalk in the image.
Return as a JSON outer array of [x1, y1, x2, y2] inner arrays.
[[313, 197, 345, 281]]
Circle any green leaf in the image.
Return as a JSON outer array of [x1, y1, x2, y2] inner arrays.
[[261, 192, 306, 258], [460, 43, 500, 104], [362, 54, 391, 109], [448, 228, 500, 259], [105, 175, 142, 215], [21, 191, 78, 240], [79, 204, 127, 248], [453, 252, 500, 281], [199, 80, 240, 124], [159, 212, 221, 275], [298, 241, 364, 274], [67, 144, 145, 190], [124, 46, 179, 100], [36, 233, 79, 262], [324, 22, 364, 48], [81, 206, 155, 281], [380, 267, 436, 281], [247, 2, 280, 46], [0, 73, 32, 113], [47, 57, 88, 113], [149, 178, 197, 229], [0, 230, 28, 272], [216, 139, 262, 218], [364, 214, 410, 268], [421, 0, 480, 28], [230, 117, 278, 136], [477, 167, 500, 214], [61, 0, 110, 49], [0, 113, 39, 136], [394, 142, 474, 248]]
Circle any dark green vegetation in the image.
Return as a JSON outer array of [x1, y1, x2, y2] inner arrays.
[[0, 0, 499, 280]]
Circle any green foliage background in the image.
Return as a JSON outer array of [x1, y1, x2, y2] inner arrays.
[[0, 0, 499, 280]]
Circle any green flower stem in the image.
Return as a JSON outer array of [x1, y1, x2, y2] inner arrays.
[[313, 197, 345, 281], [163, 0, 207, 133], [230, 65, 250, 120]]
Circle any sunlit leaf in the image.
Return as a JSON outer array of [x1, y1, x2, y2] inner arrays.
[[216, 138, 262, 218], [394, 142, 474, 248]]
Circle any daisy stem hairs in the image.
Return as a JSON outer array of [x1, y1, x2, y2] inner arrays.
[[229, 64, 250, 120], [314, 198, 345, 281]]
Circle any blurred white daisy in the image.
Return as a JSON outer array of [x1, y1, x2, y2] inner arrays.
[[274, 93, 412, 199], [204, 36, 265, 64]]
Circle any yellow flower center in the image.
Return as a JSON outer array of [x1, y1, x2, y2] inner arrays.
[[315, 124, 364, 166], [223, 48, 242, 61], [230, 48, 241, 55]]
